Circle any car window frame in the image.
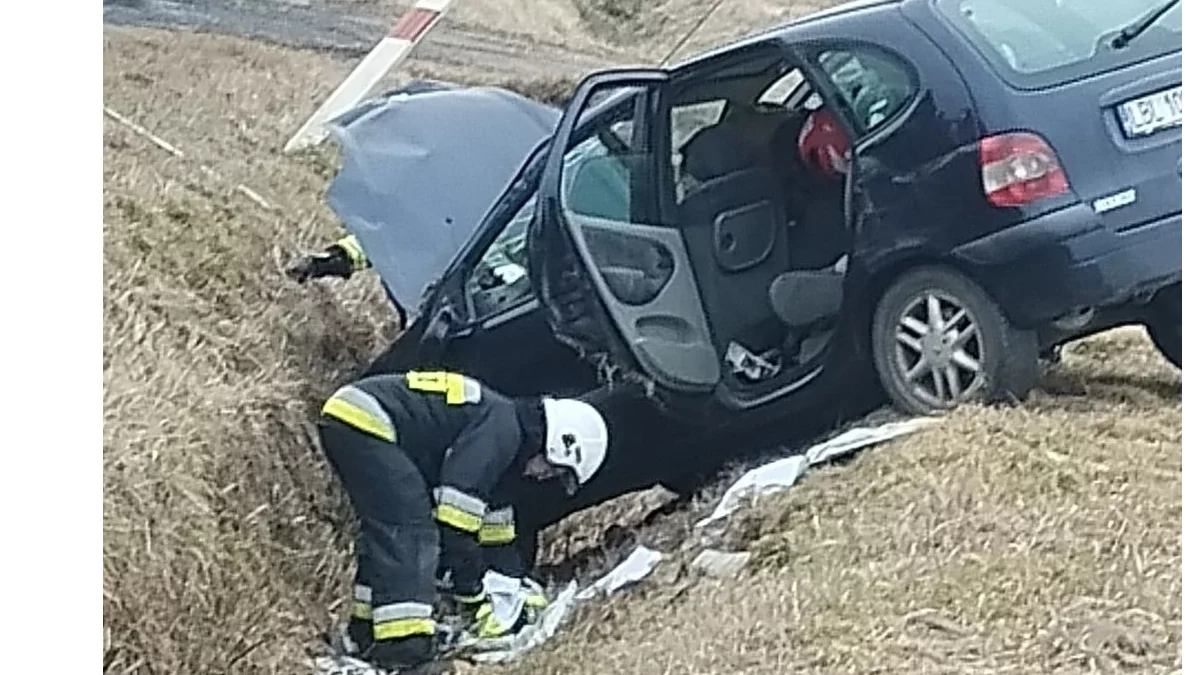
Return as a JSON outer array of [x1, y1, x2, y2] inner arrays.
[[461, 193, 539, 325], [799, 40, 923, 141], [558, 87, 665, 228]]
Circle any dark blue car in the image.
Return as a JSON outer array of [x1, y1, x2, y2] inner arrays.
[[341, 0, 1181, 546]]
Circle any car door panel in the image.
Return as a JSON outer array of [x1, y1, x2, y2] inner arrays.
[[570, 212, 721, 390], [535, 70, 725, 396]]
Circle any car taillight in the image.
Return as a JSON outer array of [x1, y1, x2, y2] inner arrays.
[[978, 131, 1070, 208]]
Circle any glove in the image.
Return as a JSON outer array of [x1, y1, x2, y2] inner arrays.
[[469, 601, 526, 639], [521, 578, 548, 622], [285, 248, 355, 283], [468, 583, 549, 639]]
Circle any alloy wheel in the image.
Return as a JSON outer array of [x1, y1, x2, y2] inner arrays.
[[892, 291, 985, 408]]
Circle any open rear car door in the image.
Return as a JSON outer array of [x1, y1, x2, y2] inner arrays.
[[530, 70, 725, 395]]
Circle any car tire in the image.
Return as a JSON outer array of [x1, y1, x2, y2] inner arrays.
[[1145, 283, 1181, 369], [871, 265, 1040, 415]]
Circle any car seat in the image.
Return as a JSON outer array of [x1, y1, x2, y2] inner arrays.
[[676, 121, 791, 351], [766, 110, 852, 271], [767, 266, 844, 331]]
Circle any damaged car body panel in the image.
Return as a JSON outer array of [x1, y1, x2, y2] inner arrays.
[[325, 83, 560, 314], [337, 0, 1180, 558], [532, 0, 1179, 420]]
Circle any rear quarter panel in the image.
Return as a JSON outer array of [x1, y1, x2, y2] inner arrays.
[[790, 5, 992, 341]]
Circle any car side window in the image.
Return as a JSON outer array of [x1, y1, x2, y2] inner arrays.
[[560, 89, 646, 223], [465, 196, 535, 320], [557, 88, 677, 307], [816, 47, 916, 133]]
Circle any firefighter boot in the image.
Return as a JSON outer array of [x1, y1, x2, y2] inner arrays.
[[345, 617, 373, 655], [364, 636, 453, 674]]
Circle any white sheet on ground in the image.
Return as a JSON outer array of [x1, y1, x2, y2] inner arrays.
[[576, 545, 664, 601], [312, 417, 936, 673], [696, 417, 938, 530]]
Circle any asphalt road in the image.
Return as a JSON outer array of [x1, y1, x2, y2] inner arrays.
[[103, 0, 622, 79]]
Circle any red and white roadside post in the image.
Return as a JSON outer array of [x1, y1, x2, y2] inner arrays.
[[283, 0, 455, 153]]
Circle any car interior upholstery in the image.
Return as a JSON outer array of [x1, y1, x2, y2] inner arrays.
[[672, 57, 851, 383]]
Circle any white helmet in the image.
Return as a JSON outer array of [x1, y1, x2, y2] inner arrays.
[[541, 397, 609, 486]]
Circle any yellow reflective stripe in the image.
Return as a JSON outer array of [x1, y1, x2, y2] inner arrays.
[[479, 505, 515, 545], [373, 618, 435, 640], [478, 523, 516, 545], [406, 371, 448, 393], [321, 398, 397, 443], [404, 371, 481, 405], [321, 386, 397, 443], [335, 235, 369, 271], [351, 600, 372, 620], [433, 486, 487, 516], [435, 503, 483, 533], [445, 374, 467, 405]]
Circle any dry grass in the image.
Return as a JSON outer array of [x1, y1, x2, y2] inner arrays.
[[103, 12, 1181, 675], [101, 25, 601, 674], [503, 329, 1182, 675], [103, 28, 395, 674]]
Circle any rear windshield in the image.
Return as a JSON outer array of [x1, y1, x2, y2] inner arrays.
[[934, 0, 1182, 89]]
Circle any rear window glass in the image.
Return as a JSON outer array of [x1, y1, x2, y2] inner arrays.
[[935, 0, 1181, 89]]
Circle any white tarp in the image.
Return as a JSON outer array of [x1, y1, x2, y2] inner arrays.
[[696, 417, 938, 530], [576, 545, 664, 601], [313, 417, 937, 673]]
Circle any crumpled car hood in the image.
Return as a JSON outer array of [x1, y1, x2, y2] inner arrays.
[[325, 84, 561, 313]]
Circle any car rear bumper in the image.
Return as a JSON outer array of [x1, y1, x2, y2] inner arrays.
[[953, 203, 1182, 329]]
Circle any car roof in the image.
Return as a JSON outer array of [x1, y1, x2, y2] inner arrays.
[[668, 0, 901, 71]]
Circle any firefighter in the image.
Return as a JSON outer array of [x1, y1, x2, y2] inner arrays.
[[287, 234, 371, 283], [287, 234, 410, 327], [317, 370, 609, 673]]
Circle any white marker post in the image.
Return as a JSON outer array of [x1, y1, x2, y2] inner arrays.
[[283, 0, 454, 153]]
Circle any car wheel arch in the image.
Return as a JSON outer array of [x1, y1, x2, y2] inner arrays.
[[861, 256, 1041, 414], [857, 252, 1025, 345]]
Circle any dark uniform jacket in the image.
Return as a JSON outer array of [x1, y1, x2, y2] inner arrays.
[[325, 370, 542, 595]]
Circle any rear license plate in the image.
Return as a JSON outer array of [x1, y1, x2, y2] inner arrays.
[[1117, 85, 1182, 139]]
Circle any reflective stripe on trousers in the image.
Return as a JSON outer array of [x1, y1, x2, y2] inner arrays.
[[432, 485, 487, 533], [373, 601, 435, 641], [352, 583, 372, 620], [318, 417, 439, 643], [479, 506, 516, 545]]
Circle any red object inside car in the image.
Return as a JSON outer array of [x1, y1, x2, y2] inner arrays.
[[797, 108, 850, 180]]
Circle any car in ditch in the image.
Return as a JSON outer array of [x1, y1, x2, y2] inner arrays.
[[321, 0, 1182, 558]]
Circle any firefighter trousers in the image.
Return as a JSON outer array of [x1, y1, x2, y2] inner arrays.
[[318, 416, 439, 646]]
